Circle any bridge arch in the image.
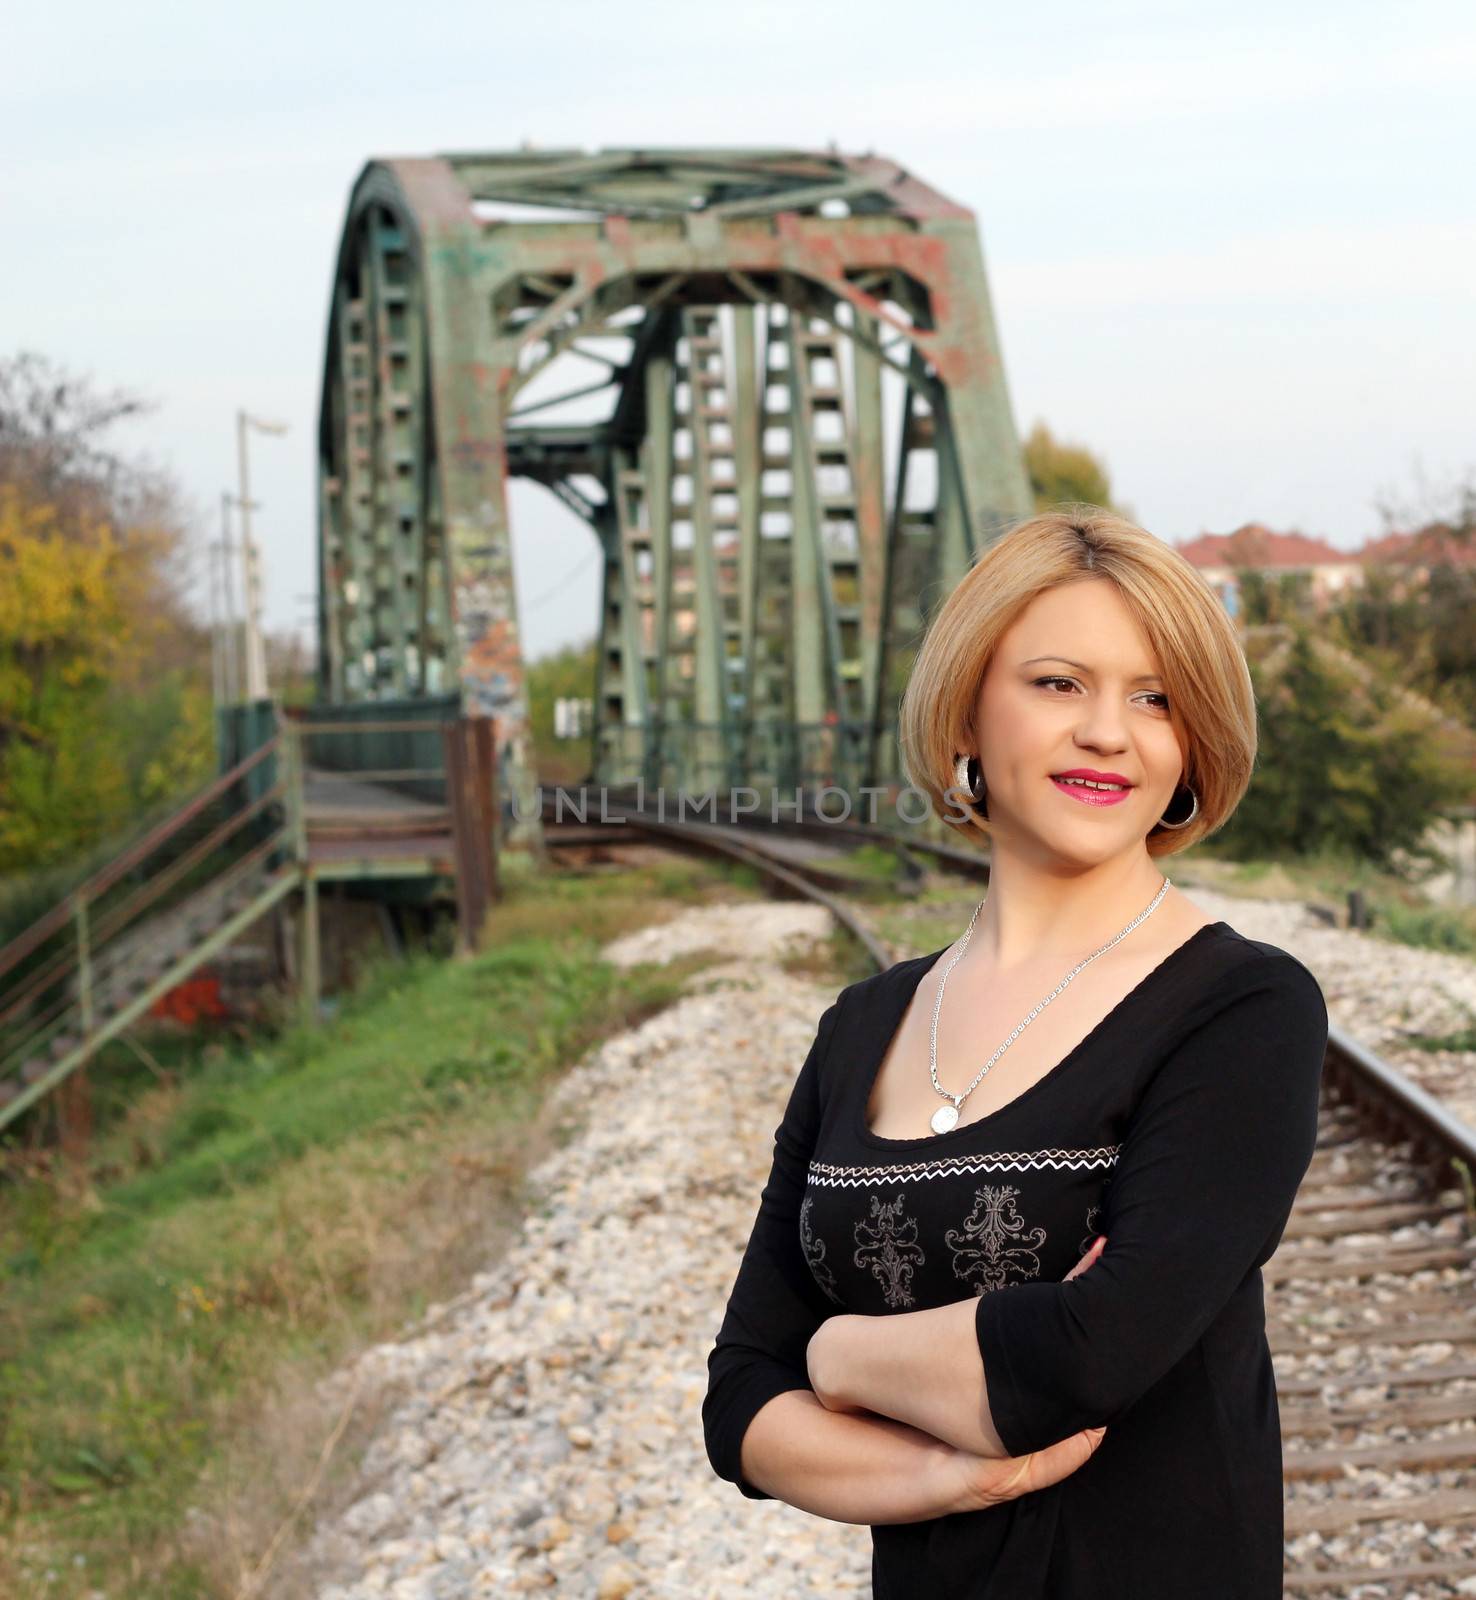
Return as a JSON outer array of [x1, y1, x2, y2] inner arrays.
[[316, 149, 1032, 844]]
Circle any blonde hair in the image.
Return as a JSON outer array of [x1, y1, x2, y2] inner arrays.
[[897, 505, 1256, 856]]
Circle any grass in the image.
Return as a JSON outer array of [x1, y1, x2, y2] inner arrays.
[[870, 880, 989, 962], [0, 849, 781, 1600], [1182, 846, 1476, 956], [820, 840, 908, 892], [1365, 898, 1476, 957], [1401, 1018, 1476, 1053]]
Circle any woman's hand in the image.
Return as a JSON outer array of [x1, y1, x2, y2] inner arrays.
[[1064, 1233, 1106, 1281], [946, 1423, 1108, 1512]]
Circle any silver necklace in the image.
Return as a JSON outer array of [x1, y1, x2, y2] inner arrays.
[[924, 877, 1173, 1134]]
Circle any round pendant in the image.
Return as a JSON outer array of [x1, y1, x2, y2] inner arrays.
[[930, 1103, 960, 1134]]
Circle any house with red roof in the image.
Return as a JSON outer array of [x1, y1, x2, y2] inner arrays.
[[1173, 524, 1365, 616], [1356, 524, 1476, 581]]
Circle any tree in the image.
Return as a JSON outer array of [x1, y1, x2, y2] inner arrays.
[[524, 638, 597, 783], [0, 488, 132, 866], [1022, 421, 1114, 513], [1233, 567, 1314, 628], [1328, 560, 1426, 658], [0, 351, 200, 645], [1425, 565, 1476, 724], [0, 352, 214, 873], [1350, 463, 1476, 727], [1371, 460, 1476, 557], [1212, 625, 1470, 871]]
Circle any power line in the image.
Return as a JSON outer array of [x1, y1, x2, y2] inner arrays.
[[524, 547, 601, 611]]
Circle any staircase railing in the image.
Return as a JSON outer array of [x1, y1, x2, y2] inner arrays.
[[0, 733, 298, 1132]]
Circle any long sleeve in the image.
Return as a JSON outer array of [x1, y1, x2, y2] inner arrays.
[[702, 995, 843, 1499], [974, 952, 1328, 1458]]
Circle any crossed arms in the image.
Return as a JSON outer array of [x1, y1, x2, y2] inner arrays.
[[702, 956, 1327, 1522]]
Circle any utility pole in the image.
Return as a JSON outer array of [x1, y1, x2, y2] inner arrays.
[[236, 409, 289, 702], [216, 492, 243, 705], [208, 534, 224, 709]]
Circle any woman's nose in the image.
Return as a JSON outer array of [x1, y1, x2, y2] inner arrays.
[[1075, 702, 1130, 748]]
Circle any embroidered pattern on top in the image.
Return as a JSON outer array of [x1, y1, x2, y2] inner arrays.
[[1077, 1201, 1103, 1258], [853, 1192, 927, 1308], [807, 1145, 1120, 1189], [798, 1193, 845, 1305], [946, 1183, 1048, 1294]]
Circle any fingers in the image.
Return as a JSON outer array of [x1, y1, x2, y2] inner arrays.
[[980, 1424, 1108, 1506], [1062, 1233, 1107, 1282], [1033, 1425, 1107, 1487]]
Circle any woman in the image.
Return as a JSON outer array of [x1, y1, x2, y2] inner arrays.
[[701, 507, 1329, 1598]]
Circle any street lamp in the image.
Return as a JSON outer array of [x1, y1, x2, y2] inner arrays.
[[236, 409, 290, 701], [211, 491, 245, 707]]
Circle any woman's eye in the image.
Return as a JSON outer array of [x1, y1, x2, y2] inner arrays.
[[1033, 676, 1170, 711]]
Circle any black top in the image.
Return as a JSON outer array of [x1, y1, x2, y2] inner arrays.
[[702, 920, 1329, 1599]]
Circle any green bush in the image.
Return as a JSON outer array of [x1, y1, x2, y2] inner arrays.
[[1213, 625, 1470, 871]]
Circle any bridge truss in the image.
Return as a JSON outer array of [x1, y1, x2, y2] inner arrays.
[[317, 147, 1031, 843]]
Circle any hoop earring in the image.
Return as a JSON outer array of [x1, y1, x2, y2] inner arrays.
[[1155, 783, 1199, 830], [952, 753, 988, 820]]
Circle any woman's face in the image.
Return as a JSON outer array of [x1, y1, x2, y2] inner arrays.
[[969, 578, 1187, 864]]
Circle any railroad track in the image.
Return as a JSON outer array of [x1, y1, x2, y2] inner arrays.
[[1272, 1071, 1476, 1596], [546, 796, 1476, 1594]]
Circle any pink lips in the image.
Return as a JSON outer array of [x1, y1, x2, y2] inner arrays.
[[1051, 776, 1132, 807]]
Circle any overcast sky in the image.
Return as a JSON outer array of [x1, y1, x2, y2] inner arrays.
[[5, 1, 1473, 661]]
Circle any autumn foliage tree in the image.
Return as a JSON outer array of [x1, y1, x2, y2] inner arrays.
[[0, 353, 214, 876], [0, 489, 133, 863], [1022, 420, 1116, 513]]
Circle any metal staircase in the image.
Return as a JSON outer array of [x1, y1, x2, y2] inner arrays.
[[0, 735, 302, 1133]]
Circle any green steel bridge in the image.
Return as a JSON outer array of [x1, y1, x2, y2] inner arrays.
[[316, 145, 1033, 844]]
